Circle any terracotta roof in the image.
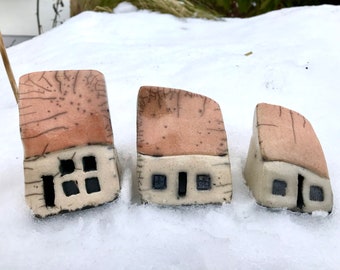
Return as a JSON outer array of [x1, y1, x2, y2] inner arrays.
[[137, 86, 228, 156], [19, 70, 113, 158], [256, 103, 329, 179]]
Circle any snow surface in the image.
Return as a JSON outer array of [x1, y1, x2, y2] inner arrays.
[[1, 3, 340, 269]]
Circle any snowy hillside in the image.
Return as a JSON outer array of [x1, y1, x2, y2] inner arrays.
[[1, 3, 340, 269]]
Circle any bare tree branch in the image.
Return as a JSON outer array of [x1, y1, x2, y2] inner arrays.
[[36, 0, 42, 34]]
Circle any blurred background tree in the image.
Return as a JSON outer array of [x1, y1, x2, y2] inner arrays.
[[70, 0, 339, 19]]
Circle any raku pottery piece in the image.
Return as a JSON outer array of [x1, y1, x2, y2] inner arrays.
[[137, 86, 232, 205], [244, 103, 333, 213], [19, 70, 120, 217]]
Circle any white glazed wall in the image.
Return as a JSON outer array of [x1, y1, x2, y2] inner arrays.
[[24, 144, 120, 217], [138, 154, 232, 205], [244, 134, 333, 213]]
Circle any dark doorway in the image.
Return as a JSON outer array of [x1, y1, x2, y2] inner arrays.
[[297, 174, 305, 209], [178, 172, 187, 197], [42, 175, 55, 207]]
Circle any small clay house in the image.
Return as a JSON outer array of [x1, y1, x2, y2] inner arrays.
[[244, 103, 333, 213], [137, 86, 232, 205], [19, 70, 120, 217]]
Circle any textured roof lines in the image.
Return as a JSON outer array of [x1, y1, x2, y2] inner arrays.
[[137, 86, 228, 156], [256, 103, 329, 179]]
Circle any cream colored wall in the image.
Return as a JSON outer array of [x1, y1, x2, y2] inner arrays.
[[244, 131, 333, 213], [0, 0, 70, 35], [25, 144, 120, 218], [138, 154, 232, 205]]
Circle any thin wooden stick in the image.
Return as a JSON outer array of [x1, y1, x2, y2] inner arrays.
[[0, 31, 19, 103]]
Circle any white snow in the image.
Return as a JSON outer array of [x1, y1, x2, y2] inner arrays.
[[1, 3, 340, 269]]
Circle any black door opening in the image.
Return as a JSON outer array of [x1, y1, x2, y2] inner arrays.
[[42, 175, 55, 207], [178, 172, 187, 197], [297, 174, 304, 209]]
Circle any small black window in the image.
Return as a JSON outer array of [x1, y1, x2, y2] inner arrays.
[[152, 174, 167, 190], [310, 185, 324, 201], [62, 180, 79, 196], [85, 177, 101, 194], [59, 159, 75, 176], [272, 179, 287, 196], [196, 174, 211, 190], [83, 156, 97, 172]]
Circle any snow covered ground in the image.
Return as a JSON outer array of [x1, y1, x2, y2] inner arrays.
[[1, 3, 340, 269]]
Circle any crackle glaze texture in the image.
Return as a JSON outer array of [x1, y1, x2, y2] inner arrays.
[[18, 70, 120, 217], [256, 103, 328, 179], [137, 86, 228, 156], [137, 86, 232, 205], [244, 103, 332, 213], [19, 70, 113, 158]]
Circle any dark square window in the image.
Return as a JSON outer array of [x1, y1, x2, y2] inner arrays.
[[62, 180, 79, 196], [85, 177, 101, 194], [152, 174, 167, 190], [59, 159, 75, 176], [272, 179, 287, 196], [83, 156, 97, 172], [196, 174, 211, 190], [310, 185, 324, 201]]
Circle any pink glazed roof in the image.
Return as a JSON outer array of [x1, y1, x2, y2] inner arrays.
[[256, 103, 329, 179], [137, 86, 228, 156], [19, 70, 113, 158]]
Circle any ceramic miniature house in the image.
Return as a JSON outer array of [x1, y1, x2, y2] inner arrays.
[[19, 70, 120, 217], [244, 103, 333, 213], [137, 86, 232, 205]]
